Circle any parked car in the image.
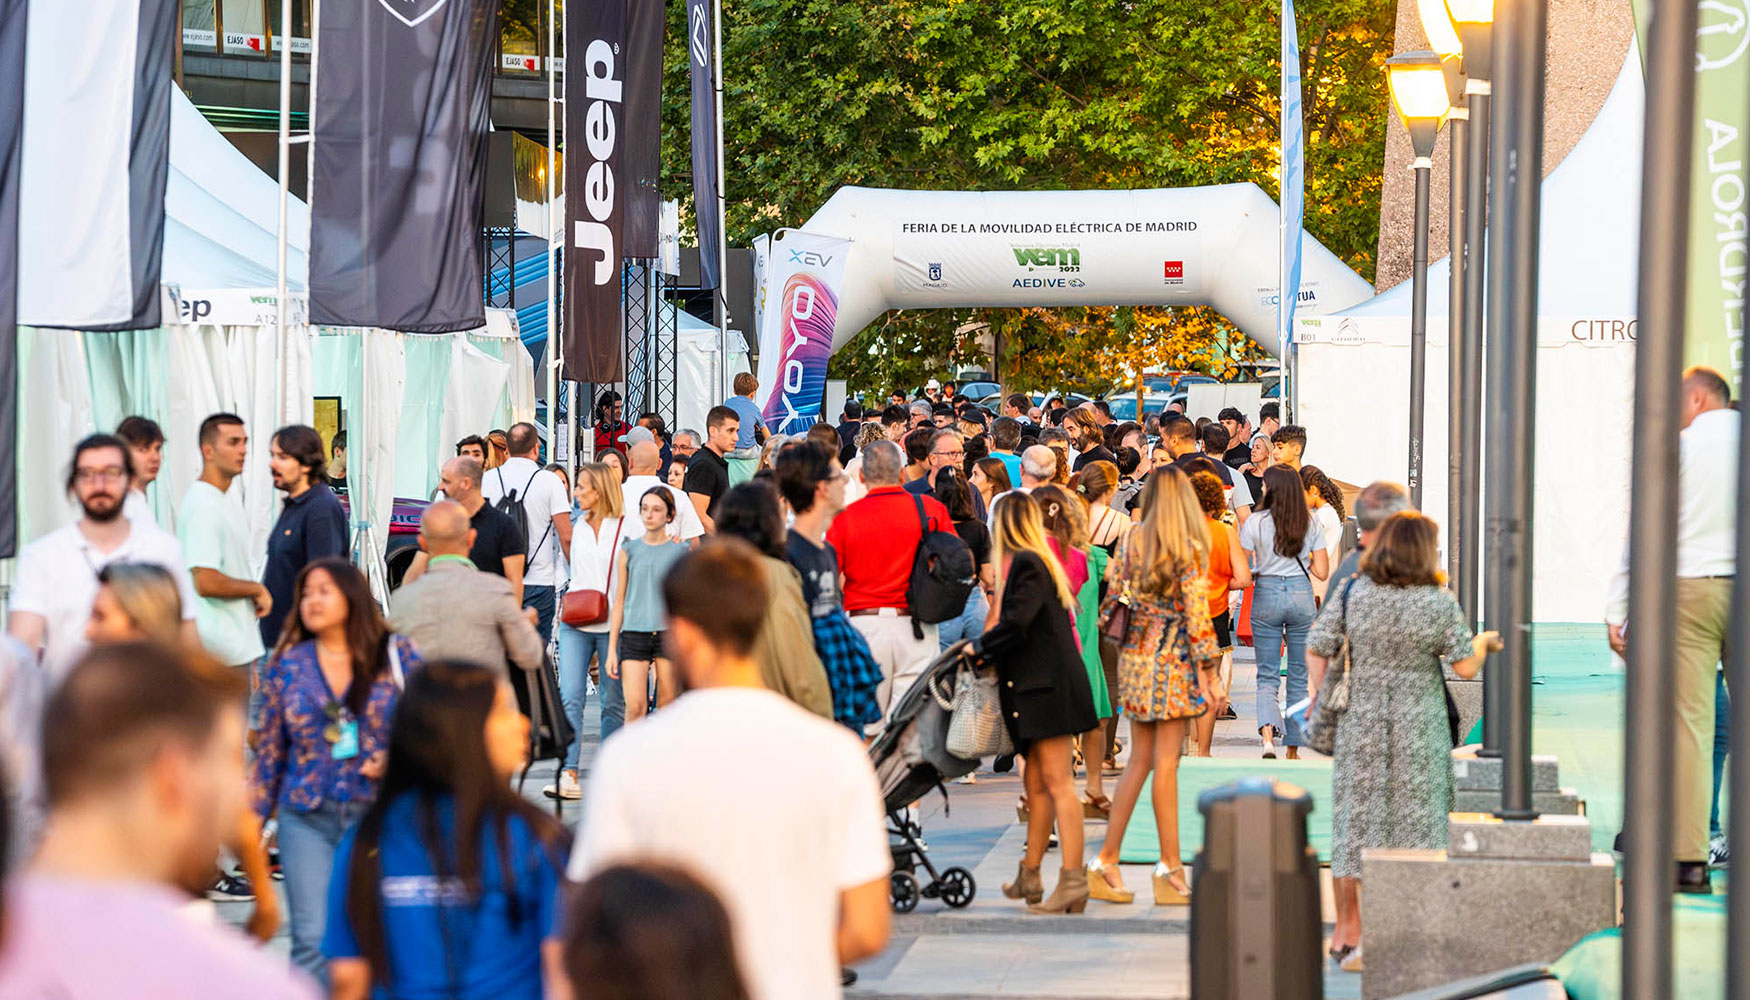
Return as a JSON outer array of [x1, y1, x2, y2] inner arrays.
[[957, 380, 1000, 401], [1103, 394, 1184, 422]]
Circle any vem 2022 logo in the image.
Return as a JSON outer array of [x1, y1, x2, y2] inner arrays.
[[1012, 247, 1080, 272]]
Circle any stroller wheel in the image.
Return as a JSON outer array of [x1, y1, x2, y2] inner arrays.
[[890, 871, 921, 914], [938, 866, 977, 908]]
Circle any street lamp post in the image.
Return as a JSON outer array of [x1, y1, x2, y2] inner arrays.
[[1416, 0, 1468, 586], [1445, 0, 1497, 754], [1385, 52, 1451, 512]]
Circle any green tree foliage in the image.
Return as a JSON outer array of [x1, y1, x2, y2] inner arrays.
[[657, 0, 1395, 394]]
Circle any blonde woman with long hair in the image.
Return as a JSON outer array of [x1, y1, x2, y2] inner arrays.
[[1086, 467, 1222, 906], [979, 492, 1099, 915], [85, 562, 186, 647], [553, 462, 627, 800]]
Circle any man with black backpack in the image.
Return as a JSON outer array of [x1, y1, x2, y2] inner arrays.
[[827, 440, 972, 734], [481, 422, 573, 644]]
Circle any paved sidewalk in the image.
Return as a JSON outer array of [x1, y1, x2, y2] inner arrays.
[[847, 644, 1366, 999]]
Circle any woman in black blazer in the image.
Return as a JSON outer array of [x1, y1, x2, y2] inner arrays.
[[979, 492, 1098, 914]]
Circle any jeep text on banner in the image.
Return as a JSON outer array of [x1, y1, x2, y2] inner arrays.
[[18, 0, 175, 331], [753, 229, 852, 433], [0, 0, 22, 557], [564, 0, 638, 381], [686, 0, 722, 290], [309, 0, 498, 332]]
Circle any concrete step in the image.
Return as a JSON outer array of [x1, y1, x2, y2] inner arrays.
[[1452, 787, 1584, 816], [1451, 750, 1564, 793]]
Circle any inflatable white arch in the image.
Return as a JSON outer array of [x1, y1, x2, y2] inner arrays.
[[797, 184, 1377, 356]]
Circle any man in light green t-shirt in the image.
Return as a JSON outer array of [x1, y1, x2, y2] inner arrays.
[[177, 414, 272, 668]]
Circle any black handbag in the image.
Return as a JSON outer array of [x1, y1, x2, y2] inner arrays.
[[509, 650, 574, 767]]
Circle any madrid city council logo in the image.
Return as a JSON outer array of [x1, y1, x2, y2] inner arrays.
[[378, 0, 451, 28]]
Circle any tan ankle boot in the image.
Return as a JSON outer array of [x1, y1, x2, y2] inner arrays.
[[1028, 866, 1090, 914], [1001, 860, 1043, 904]]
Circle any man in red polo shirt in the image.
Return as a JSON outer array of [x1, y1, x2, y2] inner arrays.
[[827, 439, 951, 732]]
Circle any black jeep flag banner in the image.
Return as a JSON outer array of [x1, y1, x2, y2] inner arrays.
[[566, 0, 659, 381], [622, 0, 666, 258], [18, 0, 174, 331], [686, 0, 722, 290], [310, 0, 498, 332], [0, 0, 23, 558]]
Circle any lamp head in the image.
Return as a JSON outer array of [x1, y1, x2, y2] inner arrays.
[[1416, 0, 1463, 59], [1444, 0, 1493, 82], [1385, 50, 1451, 163]]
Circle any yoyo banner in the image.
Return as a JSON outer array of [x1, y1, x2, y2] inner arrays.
[[754, 230, 851, 433], [686, 0, 722, 290]]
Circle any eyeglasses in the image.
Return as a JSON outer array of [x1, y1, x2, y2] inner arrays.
[[73, 467, 128, 485], [934, 449, 965, 459]]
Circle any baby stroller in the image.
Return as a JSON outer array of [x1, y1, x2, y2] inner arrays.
[[868, 641, 987, 913]]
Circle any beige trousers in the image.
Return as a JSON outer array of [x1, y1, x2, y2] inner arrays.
[[1673, 577, 1730, 862]]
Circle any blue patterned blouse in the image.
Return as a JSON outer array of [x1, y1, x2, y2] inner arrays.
[[248, 635, 422, 818]]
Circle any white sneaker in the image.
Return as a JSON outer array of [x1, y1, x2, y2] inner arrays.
[[1710, 834, 1730, 868], [954, 773, 977, 785], [543, 770, 582, 800]]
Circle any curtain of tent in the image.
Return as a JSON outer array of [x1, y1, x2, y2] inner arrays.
[[82, 331, 171, 525], [441, 337, 510, 473], [396, 337, 451, 502], [15, 329, 96, 542]]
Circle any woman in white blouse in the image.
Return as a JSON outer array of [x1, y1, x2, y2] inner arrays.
[[549, 462, 625, 801]]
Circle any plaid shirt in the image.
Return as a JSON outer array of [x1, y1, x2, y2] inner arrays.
[[812, 609, 883, 730]]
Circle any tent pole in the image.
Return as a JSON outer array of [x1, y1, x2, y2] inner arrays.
[[274, 0, 293, 423], [545, 0, 560, 462], [711, 0, 730, 400]]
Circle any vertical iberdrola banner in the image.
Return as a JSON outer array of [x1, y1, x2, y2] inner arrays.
[[755, 229, 852, 433]]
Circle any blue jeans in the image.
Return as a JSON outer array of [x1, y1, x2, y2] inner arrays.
[[1712, 669, 1731, 838], [524, 585, 557, 646], [1252, 575, 1317, 747], [278, 800, 363, 984], [938, 588, 988, 651], [558, 624, 606, 769]]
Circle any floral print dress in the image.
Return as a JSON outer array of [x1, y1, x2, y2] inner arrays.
[[1111, 535, 1220, 722], [1306, 577, 1474, 879]]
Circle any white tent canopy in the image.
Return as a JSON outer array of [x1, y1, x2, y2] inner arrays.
[[1294, 46, 1643, 623]]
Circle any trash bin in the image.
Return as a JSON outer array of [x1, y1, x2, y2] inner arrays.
[[1191, 777, 1322, 1000]]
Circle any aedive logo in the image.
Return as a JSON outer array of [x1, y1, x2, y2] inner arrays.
[[573, 39, 624, 285], [376, 0, 450, 28]]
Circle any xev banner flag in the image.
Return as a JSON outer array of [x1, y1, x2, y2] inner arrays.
[[754, 230, 851, 433], [1279, 0, 1305, 364], [565, 0, 634, 381], [1628, 0, 1750, 378], [19, 0, 175, 330], [687, 0, 723, 290], [0, 0, 22, 557], [310, 0, 497, 332]]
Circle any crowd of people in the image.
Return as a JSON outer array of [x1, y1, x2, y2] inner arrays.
[[0, 363, 1730, 995]]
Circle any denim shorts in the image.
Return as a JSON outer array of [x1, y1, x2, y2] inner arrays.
[[619, 630, 665, 661]]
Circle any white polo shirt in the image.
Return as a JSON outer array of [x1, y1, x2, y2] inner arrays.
[[9, 520, 199, 682], [621, 475, 705, 542]]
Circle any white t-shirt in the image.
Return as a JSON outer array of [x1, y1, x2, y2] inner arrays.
[[177, 480, 267, 667], [620, 475, 705, 542], [571, 687, 890, 1000], [9, 520, 199, 682], [481, 457, 572, 587], [122, 489, 156, 529], [567, 515, 626, 635], [1237, 509, 1329, 580]]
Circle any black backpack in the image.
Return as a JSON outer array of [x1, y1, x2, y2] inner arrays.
[[494, 465, 552, 557], [907, 494, 976, 629]]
